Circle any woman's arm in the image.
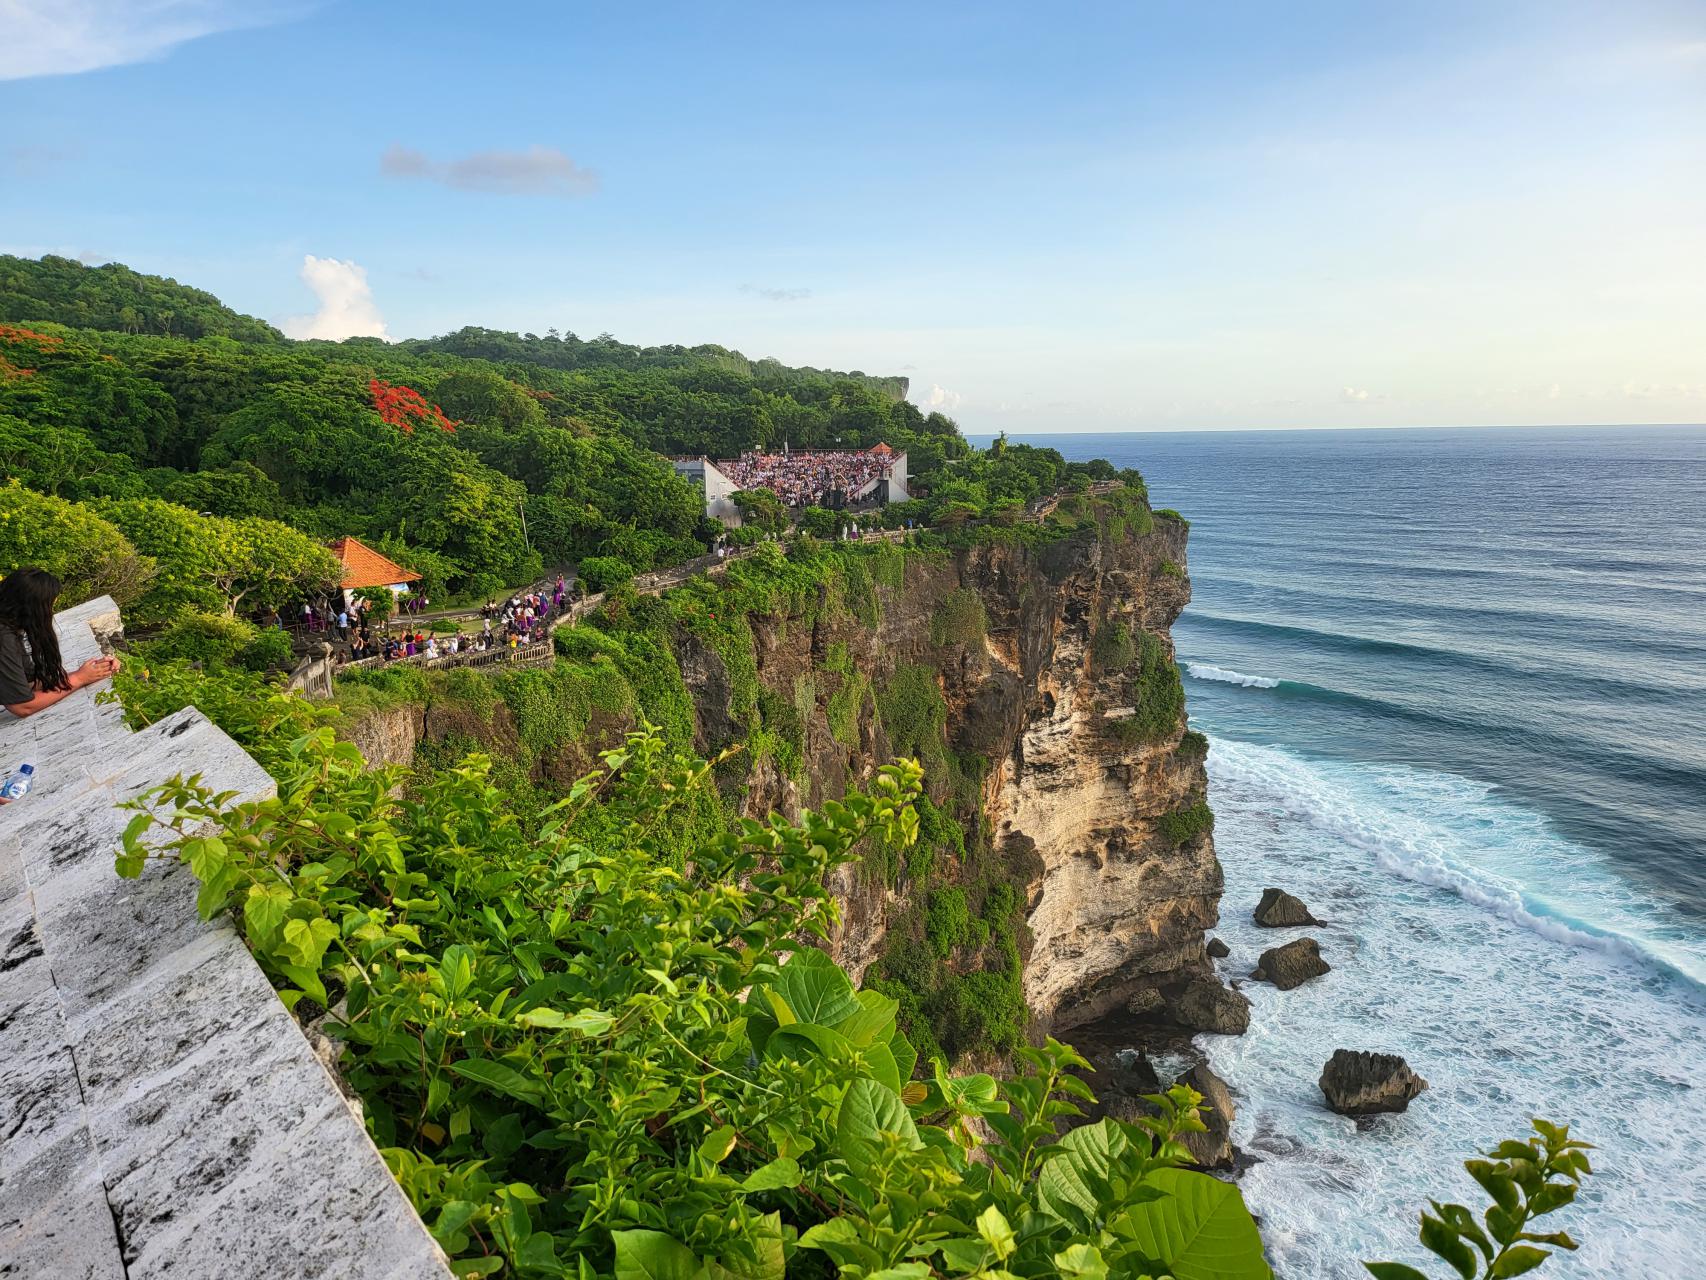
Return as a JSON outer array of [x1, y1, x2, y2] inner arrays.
[[3, 656, 121, 719]]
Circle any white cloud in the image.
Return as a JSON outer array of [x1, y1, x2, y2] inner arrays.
[[281, 255, 389, 342], [919, 384, 964, 412], [381, 144, 599, 198], [1340, 386, 1387, 403], [739, 284, 812, 302], [0, 0, 303, 81]]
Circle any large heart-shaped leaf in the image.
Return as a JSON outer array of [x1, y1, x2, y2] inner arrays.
[[1112, 1168, 1272, 1280], [773, 948, 860, 1026], [836, 1077, 920, 1172]]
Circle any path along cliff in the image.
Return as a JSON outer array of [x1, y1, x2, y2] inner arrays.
[[336, 491, 1240, 1061]]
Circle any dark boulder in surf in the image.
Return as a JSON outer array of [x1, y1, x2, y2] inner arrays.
[[1178, 1063, 1237, 1169], [1171, 976, 1251, 1036], [1253, 938, 1330, 990], [1319, 1050, 1428, 1115], [1206, 936, 1231, 959], [1254, 887, 1321, 927]]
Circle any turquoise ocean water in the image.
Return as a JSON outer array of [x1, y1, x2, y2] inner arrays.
[[994, 426, 1706, 1277]]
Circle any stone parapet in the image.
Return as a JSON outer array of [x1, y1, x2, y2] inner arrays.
[[0, 597, 452, 1280]]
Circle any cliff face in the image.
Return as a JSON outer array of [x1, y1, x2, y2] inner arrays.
[[339, 507, 1241, 1047], [689, 515, 1236, 1040]]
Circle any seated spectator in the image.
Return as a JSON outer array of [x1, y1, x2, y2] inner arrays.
[[0, 568, 121, 719]]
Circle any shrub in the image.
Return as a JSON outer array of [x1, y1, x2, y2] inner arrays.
[[1160, 559, 1185, 578], [1154, 799, 1214, 846], [1118, 629, 1185, 745], [1092, 618, 1137, 672], [145, 610, 258, 666], [238, 627, 296, 672], [925, 886, 974, 957], [1156, 508, 1189, 527], [929, 587, 987, 648], [577, 554, 635, 594], [0, 482, 156, 607], [1177, 728, 1210, 763]]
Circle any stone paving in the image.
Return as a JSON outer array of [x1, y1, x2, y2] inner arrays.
[[0, 598, 451, 1279]]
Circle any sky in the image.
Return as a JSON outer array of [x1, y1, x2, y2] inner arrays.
[[2, 0, 1703, 433]]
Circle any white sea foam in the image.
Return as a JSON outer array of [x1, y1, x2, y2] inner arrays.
[[1194, 735, 1706, 1278], [1186, 662, 1281, 689]]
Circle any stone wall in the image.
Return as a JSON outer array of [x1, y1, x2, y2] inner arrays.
[[0, 597, 452, 1280]]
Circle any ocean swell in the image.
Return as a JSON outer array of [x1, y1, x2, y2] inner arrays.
[[1185, 662, 1280, 689]]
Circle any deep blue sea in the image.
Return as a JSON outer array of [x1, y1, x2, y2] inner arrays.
[[993, 426, 1706, 1278]]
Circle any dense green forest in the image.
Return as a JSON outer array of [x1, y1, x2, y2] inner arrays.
[[1, 254, 1130, 609]]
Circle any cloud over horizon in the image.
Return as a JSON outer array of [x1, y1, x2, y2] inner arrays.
[[0, 0, 302, 81], [281, 255, 389, 341], [381, 144, 599, 198], [918, 384, 964, 413]]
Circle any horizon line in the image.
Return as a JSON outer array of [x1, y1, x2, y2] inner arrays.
[[965, 421, 1706, 437]]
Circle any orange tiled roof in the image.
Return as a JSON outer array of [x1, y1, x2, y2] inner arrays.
[[328, 537, 421, 590], [870, 441, 894, 454]]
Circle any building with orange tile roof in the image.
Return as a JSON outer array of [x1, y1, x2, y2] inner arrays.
[[328, 537, 421, 606]]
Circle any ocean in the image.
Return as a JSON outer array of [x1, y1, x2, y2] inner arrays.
[[998, 426, 1706, 1278]]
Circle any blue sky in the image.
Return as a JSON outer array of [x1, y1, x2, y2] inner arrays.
[[3, 0, 1703, 432]]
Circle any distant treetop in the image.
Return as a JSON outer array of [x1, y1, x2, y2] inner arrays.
[[0, 254, 283, 343]]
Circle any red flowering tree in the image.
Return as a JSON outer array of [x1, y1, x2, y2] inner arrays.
[[370, 377, 457, 434], [0, 324, 63, 382]]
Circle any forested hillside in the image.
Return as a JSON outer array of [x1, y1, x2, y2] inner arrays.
[[0, 254, 1128, 605]]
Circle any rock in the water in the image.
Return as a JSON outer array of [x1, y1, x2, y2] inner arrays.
[[1178, 1063, 1236, 1169], [1318, 1050, 1428, 1115], [1172, 977, 1251, 1035], [1082, 1050, 1163, 1125], [1206, 936, 1230, 959], [1253, 887, 1321, 927], [1255, 938, 1330, 990]]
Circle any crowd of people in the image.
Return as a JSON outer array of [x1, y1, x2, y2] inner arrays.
[[332, 577, 577, 667], [718, 448, 894, 508]]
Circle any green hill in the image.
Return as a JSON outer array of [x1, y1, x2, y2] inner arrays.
[[0, 254, 282, 342]]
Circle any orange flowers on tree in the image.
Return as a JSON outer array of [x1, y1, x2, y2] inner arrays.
[[369, 377, 457, 434]]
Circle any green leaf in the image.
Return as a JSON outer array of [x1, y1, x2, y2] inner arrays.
[[975, 1205, 1016, 1260], [773, 947, 860, 1026], [1363, 1266, 1430, 1280], [242, 883, 291, 946], [830, 988, 898, 1046], [1466, 1160, 1521, 1213], [766, 1020, 854, 1065], [612, 1229, 701, 1280], [698, 1125, 738, 1165], [1038, 1119, 1126, 1222], [517, 1007, 614, 1036], [449, 1057, 546, 1108], [861, 1041, 902, 1093], [1420, 1214, 1479, 1280], [1054, 1243, 1110, 1279], [889, 1027, 919, 1085], [1113, 1168, 1272, 1280], [739, 1157, 800, 1192], [1489, 1246, 1551, 1278], [836, 1077, 920, 1171]]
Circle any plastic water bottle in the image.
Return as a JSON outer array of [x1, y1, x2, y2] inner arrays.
[[0, 763, 34, 802]]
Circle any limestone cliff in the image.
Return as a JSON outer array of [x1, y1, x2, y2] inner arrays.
[[684, 511, 1241, 1044]]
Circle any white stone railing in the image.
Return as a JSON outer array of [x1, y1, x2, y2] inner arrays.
[[0, 597, 452, 1279]]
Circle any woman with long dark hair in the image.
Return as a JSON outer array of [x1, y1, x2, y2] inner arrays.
[[0, 568, 121, 719]]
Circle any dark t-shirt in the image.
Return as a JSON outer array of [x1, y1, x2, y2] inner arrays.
[[0, 627, 35, 706]]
